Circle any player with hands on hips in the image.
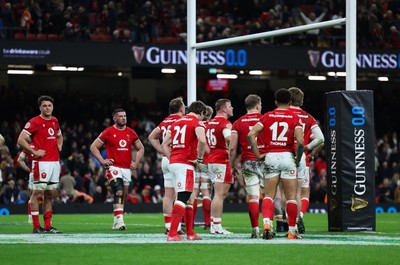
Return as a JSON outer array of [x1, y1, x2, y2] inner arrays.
[[90, 108, 144, 231], [17, 95, 63, 234]]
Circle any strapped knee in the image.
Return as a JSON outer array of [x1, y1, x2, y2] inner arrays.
[[200, 182, 210, 190], [274, 197, 283, 216], [177, 191, 191, 203], [110, 178, 124, 204], [245, 185, 260, 197]]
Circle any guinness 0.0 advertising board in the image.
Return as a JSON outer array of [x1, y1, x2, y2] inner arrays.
[[325, 91, 375, 232], [2, 41, 400, 72]]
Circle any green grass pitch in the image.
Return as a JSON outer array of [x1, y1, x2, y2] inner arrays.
[[0, 213, 399, 265]]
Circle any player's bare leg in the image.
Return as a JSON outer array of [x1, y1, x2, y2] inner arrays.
[[261, 177, 279, 239], [210, 182, 232, 234], [245, 185, 260, 238], [200, 179, 212, 230], [113, 184, 130, 230], [298, 186, 310, 234], [163, 187, 184, 235], [168, 191, 200, 241], [42, 189, 61, 233], [274, 184, 288, 232], [163, 186, 175, 233], [111, 178, 126, 230], [282, 178, 301, 239], [30, 190, 45, 233], [185, 196, 202, 241], [190, 178, 201, 227]]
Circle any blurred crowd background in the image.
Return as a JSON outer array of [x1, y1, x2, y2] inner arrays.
[[1, 0, 400, 48]]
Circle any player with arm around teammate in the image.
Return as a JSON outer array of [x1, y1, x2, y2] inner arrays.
[[161, 101, 207, 241], [229, 94, 266, 238], [148, 97, 186, 234], [248, 88, 304, 240], [288, 87, 325, 234], [17, 95, 63, 234], [90, 108, 145, 230]]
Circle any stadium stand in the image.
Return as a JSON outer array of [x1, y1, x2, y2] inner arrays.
[[0, 0, 398, 48]]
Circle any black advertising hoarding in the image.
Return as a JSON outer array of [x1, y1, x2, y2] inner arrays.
[[325, 90, 376, 232], [0, 41, 308, 68], [1, 40, 400, 71]]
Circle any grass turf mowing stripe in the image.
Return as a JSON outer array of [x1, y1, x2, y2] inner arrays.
[[0, 233, 399, 245]]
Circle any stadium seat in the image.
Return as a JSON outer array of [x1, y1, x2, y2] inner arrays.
[[26, 33, 37, 40], [166, 37, 180, 43], [91, 34, 102, 41], [97, 27, 108, 34], [48, 34, 59, 40], [156, 37, 180, 43], [156, 37, 166, 43], [14, 32, 25, 40], [37, 33, 48, 40], [91, 33, 112, 42], [101, 34, 112, 41]]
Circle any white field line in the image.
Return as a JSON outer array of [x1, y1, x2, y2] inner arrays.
[[0, 233, 399, 245]]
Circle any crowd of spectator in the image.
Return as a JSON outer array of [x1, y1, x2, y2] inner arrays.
[[1, 0, 400, 48]]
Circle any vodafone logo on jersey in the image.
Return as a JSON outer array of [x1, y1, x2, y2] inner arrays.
[[119, 140, 127, 147], [117, 139, 129, 151], [47, 127, 56, 140]]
